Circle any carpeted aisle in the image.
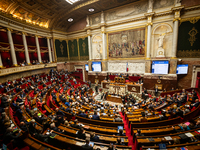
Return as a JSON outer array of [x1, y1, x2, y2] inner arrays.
[[119, 112, 136, 150]]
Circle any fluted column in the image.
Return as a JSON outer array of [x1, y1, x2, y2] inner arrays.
[[101, 26, 107, 60], [7, 28, 17, 66], [22, 32, 30, 64], [50, 39, 55, 62], [146, 23, 152, 59], [35, 35, 42, 63], [0, 53, 3, 68], [87, 30, 92, 60], [47, 37, 52, 62], [172, 18, 179, 58]]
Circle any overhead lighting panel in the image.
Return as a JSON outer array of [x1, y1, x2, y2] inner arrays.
[[88, 8, 94, 12], [65, 0, 80, 5]]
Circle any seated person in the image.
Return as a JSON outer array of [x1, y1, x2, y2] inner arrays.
[[77, 127, 86, 140], [70, 119, 81, 129], [81, 138, 94, 150], [34, 128, 53, 143], [90, 132, 100, 142], [135, 129, 144, 136], [139, 112, 147, 122], [107, 143, 116, 150], [92, 111, 100, 120], [115, 137, 125, 146], [117, 129, 126, 136]]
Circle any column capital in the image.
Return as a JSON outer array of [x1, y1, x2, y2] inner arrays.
[[87, 30, 92, 36], [101, 26, 106, 34], [47, 37, 51, 39], [146, 22, 153, 26], [173, 17, 181, 22], [22, 32, 27, 35], [35, 35, 39, 37], [7, 28, 13, 32]]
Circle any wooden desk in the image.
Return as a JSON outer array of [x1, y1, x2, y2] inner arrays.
[[107, 95, 122, 103]]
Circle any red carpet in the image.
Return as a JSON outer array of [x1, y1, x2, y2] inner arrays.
[[120, 112, 136, 150]]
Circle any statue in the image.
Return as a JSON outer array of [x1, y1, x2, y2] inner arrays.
[[96, 42, 102, 59], [157, 33, 166, 48], [156, 32, 166, 57]]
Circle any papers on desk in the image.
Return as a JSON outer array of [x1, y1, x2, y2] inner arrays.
[[121, 138, 125, 142], [76, 141, 83, 146], [148, 137, 155, 142], [185, 132, 194, 137], [164, 136, 172, 141], [50, 133, 57, 138], [184, 122, 190, 126]]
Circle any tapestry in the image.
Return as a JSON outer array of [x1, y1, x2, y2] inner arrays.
[[79, 37, 89, 60], [177, 17, 200, 58], [108, 28, 145, 58], [55, 39, 68, 62], [68, 39, 78, 61]]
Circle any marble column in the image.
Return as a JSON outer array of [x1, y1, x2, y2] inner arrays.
[[50, 39, 55, 62], [35, 35, 42, 63], [0, 53, 3, 68], [172, 19, 179, 58], [87, 30, 92, 60], [47, 38, 52, 62], [7, 28, 17, 66], [22, 32, 31, 64], [102, 28, 107, 60], [146, 23, 152, 59]]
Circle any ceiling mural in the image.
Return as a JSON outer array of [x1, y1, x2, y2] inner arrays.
[[0, 0, 143, 31]]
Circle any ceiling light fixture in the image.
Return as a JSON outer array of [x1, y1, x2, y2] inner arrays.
[[88, 8, 94, 12], [65, 0, 80, 5], [68, 18, 73, 22]]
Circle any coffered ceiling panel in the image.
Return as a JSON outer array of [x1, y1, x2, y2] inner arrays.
[[0, 0, 141, 31]]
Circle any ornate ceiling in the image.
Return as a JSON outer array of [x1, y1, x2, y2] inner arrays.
[[0, 0, 140, 31]]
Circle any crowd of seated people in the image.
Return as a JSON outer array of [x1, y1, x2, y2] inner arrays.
[[0, 70, 130, 150], [0, 68, 200, 150]]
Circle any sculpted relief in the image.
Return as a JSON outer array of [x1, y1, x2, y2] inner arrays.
[[105, 1, 147, 21], [92, 34, 103, 59]]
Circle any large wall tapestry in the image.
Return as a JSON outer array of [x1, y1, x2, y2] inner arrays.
[[79, 37, 89, 60], [108, 28, 145, 59], [177, 17, 200, 58], [55, 39, 68, 62], [68, 39, 78, 61]]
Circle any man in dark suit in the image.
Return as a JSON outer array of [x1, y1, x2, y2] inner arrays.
[[92, 111, 100, 120], [3, 127, 22, 146], [81, 138, 94, 150], [70, 119, 81, 129], [155, 86, 158, 97]]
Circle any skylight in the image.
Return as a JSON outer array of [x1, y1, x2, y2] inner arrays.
[[65, 0, 80, 5]]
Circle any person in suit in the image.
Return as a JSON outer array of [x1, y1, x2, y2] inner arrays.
[[81, 138, 94, 150], [35, 128, 52, 143], [90, 132, 100, 142], [77, 127, 86, 140], [113, 114, 122, 122], [92, 111, 100, 120], [117, 129, 126, 136], [70, 119, 81, 129], [155, 86, 158, 97], [29, 119, 37, 135], [3, 127, 22, 146]]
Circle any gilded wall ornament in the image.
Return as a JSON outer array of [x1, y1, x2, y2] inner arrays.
[[188, 27, 198, 46], [60, 44, 64, 55], [82, 42, 86, 53], [71, 44, 75, 54]]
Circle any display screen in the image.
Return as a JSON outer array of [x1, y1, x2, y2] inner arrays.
[[152, 60, 169, 74], [176, 64, 188, 74], [92, 62, 101, 72], [85, 64, 89, 71]]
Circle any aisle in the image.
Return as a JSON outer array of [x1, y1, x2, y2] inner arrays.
[[119, 112, 136, 150]]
